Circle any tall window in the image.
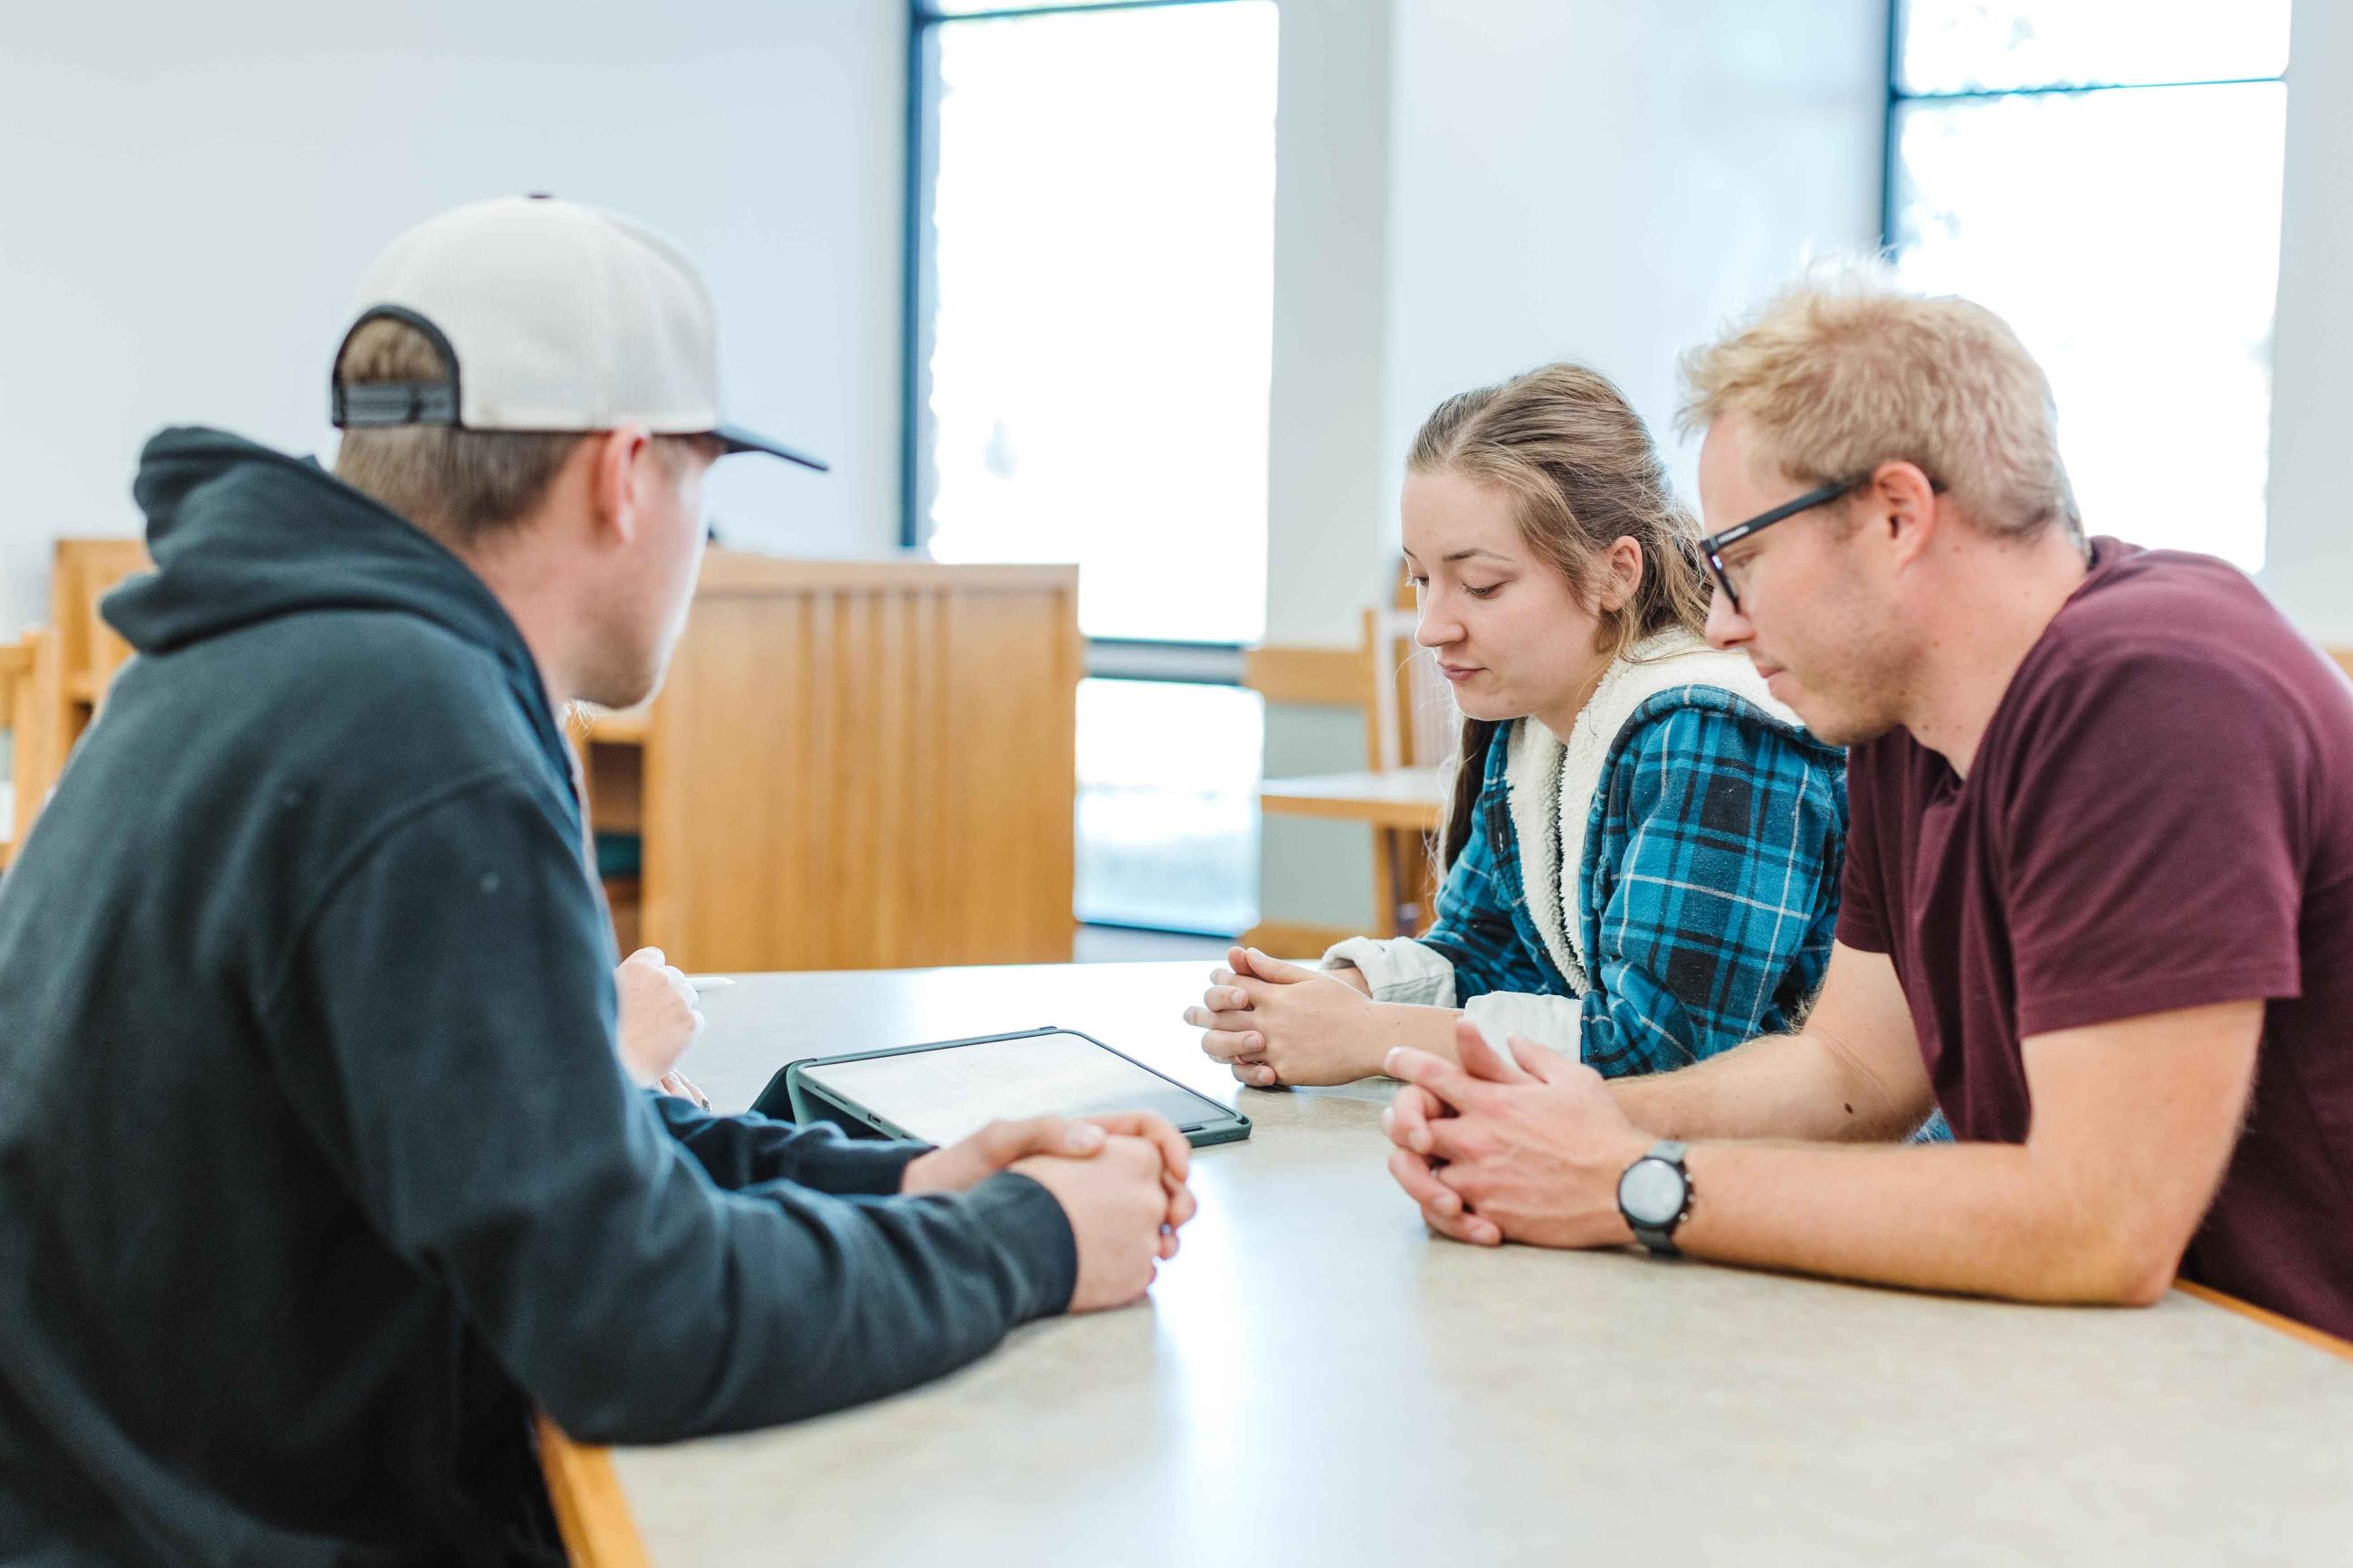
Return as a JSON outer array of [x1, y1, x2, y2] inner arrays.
[[1887, 1, 2291, 569], [907, 0, 1277, 934]]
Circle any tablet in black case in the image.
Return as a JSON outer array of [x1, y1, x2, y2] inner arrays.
[[752, 1026, 1252, 1149]]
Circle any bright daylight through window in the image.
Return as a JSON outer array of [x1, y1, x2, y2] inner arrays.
[[910, 0, 1278, 933], [1888, 0, 2291, 570]]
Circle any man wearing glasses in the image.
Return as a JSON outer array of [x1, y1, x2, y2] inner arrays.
[[1382, 273, 2353, 1341]]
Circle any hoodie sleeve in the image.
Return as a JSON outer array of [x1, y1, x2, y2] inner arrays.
[[647, 1092, 928, 1196], [262, 774, 1077, 1444], [1576, 707, 1843, 1078]]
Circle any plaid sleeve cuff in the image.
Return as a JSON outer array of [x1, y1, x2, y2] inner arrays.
[[1323, 936, 1457, 1007], [1461, 991, 1585, 1062]]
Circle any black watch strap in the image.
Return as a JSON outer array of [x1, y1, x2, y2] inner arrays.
[[1623, 1139, 1694, 1257]]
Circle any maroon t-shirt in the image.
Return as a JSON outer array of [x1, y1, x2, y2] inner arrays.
[[1840, 538, 2353, 1337]]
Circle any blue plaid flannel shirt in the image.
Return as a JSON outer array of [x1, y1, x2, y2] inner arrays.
[[1422, 691, 1845, 1079]]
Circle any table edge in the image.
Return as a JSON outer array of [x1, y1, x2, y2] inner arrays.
[[2174, 1279, 2353, 1362]]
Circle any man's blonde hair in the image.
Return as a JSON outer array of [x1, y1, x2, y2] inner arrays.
[[332, 317, 703, 548], [332, 317, 588, 546], [1678, 267, 2080, 541]]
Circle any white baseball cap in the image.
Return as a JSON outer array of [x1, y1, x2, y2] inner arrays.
[[330, 195, 824, 470]]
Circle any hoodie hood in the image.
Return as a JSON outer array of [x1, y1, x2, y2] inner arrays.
[[110, 426, 572, 787]]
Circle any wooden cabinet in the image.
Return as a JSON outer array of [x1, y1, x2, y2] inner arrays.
[[43, 539, 1082, 971], [584, 552, 1081, 971]]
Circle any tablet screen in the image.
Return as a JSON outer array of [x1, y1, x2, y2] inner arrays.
[[799, 1032, 1228, 1146]]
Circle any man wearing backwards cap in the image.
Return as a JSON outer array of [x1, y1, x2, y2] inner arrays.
[[0, 196, 1192, 1563]]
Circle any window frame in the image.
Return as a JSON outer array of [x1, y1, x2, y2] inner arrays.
[[1879, 1, 2292, 245]]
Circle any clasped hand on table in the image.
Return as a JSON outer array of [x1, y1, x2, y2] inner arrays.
[[1381, 1018, 1646, 1249], [1189, 949, 1647, 1249], [1185, 945, 1382, 1087], [901, 1111, 1198, 1312]]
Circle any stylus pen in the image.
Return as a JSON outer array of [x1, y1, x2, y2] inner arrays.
[[686, 975, 737, 994]]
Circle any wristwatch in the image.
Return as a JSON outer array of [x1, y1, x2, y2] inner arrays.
[[1616, 1140, 1695, 1256]]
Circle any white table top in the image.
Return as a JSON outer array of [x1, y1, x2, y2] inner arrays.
[[1259, 765, 1447, 829], [614, 961, 2353, 1565]]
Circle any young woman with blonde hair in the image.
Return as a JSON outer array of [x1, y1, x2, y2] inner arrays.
[[1188, 364, 1847, 1088]]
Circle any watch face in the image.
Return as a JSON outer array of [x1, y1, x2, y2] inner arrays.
[[1619, 1158, 1686, 1228]]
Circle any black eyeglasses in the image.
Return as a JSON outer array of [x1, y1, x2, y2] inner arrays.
[[1698, 474, 1867, 613]]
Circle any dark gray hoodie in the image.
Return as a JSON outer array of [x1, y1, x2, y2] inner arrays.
[[0, 429, 1075, 1565]]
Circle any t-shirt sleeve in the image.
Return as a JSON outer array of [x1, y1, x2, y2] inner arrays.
[[1834, 746, 1892, 955], [2003, 643, 2307, 1038]]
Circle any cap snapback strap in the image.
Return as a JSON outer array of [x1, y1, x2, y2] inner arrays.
[[329, 305, 464, 430]]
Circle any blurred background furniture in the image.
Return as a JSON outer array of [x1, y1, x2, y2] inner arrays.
[[1253, 575, 1452, 943], [0, 625, 66, 865], [579, 552, 1082, 971], [35, 540, 1082, 973], [51, 538, 148, 754], [0, 537, 143, 863]]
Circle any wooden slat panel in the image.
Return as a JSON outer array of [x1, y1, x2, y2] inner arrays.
[[938, 583, 1078, 965], [836, 586, 882, 956], [875, 588, 921, 963], [640, 559, 1078, 972]]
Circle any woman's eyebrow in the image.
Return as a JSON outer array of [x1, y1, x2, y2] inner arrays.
[[1442, 548, 1516, 565]]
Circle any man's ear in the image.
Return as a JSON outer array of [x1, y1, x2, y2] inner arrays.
[[586, 425, 654, 546], [1867, 459, 1942, 570]]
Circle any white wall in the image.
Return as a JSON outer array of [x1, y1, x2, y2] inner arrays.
[[1262, 0, 1395, 648], [2262, 0, 2353, 645], [1381, 0, 1887, 535], [0, 0, 907, 630], [1261, 0, 1886, 652]]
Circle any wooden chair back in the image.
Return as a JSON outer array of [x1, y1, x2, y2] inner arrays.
[[52, 538, 153, 738], [1362, 603, 1455, 773], [0, 625, 67, 863], [1359, 569, 1453, 936]]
